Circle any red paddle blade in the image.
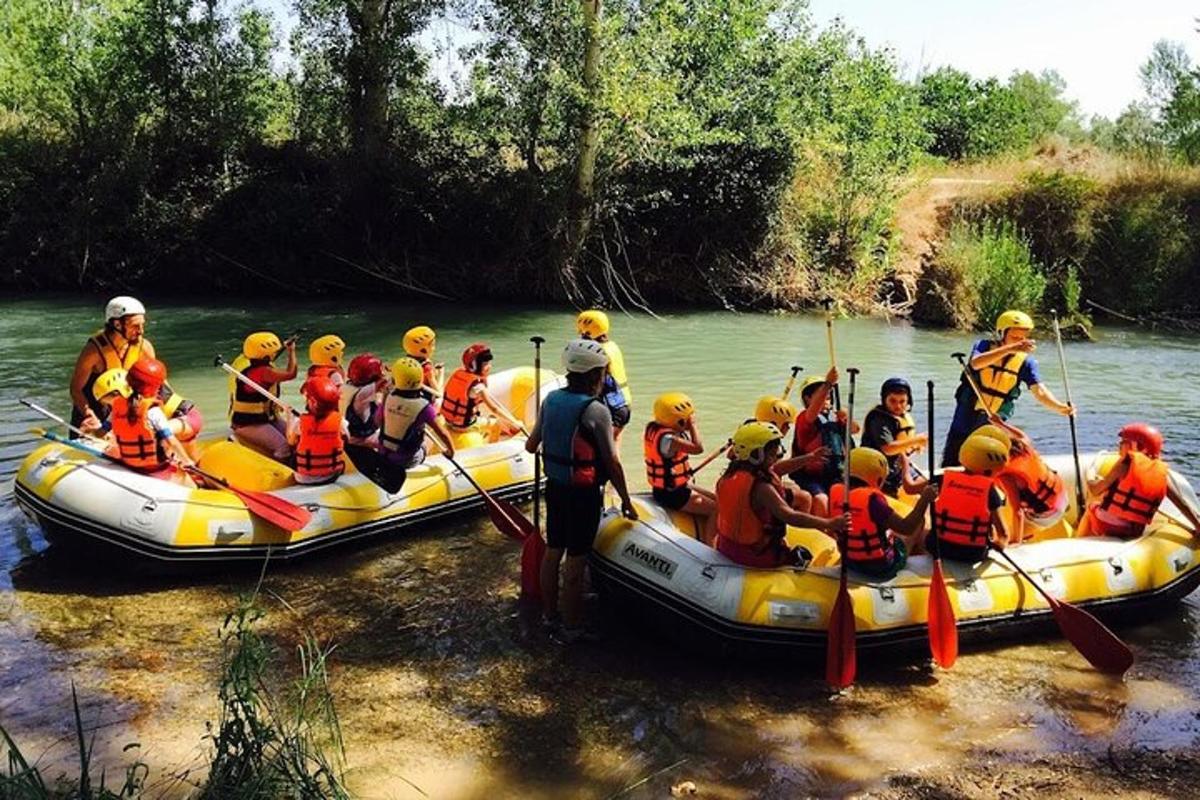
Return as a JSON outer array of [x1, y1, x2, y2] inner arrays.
[[520, 530, 545, 603], [1049, 599, 1135, 676], [825, 569, 857, 689], [496, 498, 537, 539], [480, 494, 527, 542], [927, 559, 958, 669], [229, 487, 312, 532]]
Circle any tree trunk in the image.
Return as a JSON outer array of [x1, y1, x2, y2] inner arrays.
[[558, 0, 602, 297], [347, 0, 389, 163]]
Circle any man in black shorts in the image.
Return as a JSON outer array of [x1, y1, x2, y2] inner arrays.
[[526, 338, 637, 644]]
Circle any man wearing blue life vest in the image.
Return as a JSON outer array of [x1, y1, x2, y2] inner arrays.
[[942, 310, 1074, 468], [525, 338, 637, 645]]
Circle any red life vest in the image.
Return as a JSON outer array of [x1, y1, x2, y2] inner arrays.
[[109, 395, 165, 472], [934, 470, 995, 549], [643, 423, 692, 491], [441, 369, 484, 428], [716, 466, 784, 550], [1001, 444, 1064, 516], [1100, 452, 1168, 527], [295, 411, 345, 479], [829, 484, 894, 563]]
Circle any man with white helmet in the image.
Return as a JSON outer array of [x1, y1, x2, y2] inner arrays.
[[69, 296, 157, 434], [525, 338, 637, 644]]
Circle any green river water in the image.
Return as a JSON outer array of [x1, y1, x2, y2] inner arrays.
[[2, 295, 1200, 798]]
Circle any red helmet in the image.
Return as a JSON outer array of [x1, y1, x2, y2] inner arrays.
[[304, 377, 341, 412], [462, 343, 493, 372], [347, 353, 383, 386], [128, 357, 166, 395], [1119, 423, 1163, 457]]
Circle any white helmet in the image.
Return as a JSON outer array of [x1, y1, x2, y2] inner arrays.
[[105, 296, 146, 321], [562, 338, 609, 374]]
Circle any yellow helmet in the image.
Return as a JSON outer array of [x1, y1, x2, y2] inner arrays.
[[92, 368, 131, 401], [971, 424, 1013, 453], [849, 447, 889, 485], [309, 334, 346, 367], [576, 309, 610, 339], [243, 331, 282, 361], [391, 357, 425, 390], [403, 325, 436, 358], [996, 310, 1034, 334], [653, 392, 695, 428], [959, 434, 1010, 475], [730, 421, 783, 462], [754, 395, 797, 429], [799, 375, 827, 402]]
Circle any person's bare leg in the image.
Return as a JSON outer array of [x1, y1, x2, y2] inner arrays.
[[561, 554, 588, 628], [540, 547, 564, 618]]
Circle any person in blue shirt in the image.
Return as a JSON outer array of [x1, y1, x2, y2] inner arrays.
[[942, 309, 1074, 468]]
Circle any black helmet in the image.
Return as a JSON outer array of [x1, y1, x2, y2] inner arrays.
[[881, 377, 913, 406]]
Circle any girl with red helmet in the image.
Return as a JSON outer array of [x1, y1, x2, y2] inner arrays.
[[439, 343, 525, 447], [1077, 423, 1200, 539], [105, 357, 196, 485], [287, 376, 347, 485]]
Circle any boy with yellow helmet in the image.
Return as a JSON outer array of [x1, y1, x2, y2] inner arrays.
[[576, 309, 632, 436], [228, 331, 298, 462], [713, 421, 849, 568], [928, 433, 1010, 563], [306, 334, 347, 386], [644, 392, 718, 541], [402, 325, 443, 401], [942, 309, 1073, 468], [827, 448, 937, 578]]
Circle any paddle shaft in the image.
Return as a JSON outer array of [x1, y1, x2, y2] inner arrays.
[[215, 357, 298, 416], [21, 399, 103, 443], [780, 366, 802, 401], [951, 352, 990, 411], [1051, 311, 1087, 513], [822, 299, 842, 411], [531, 336, 545, 533], [926, 380, 937, 537], [690, 439, 731, 476], [994, 548, 1060, 607]]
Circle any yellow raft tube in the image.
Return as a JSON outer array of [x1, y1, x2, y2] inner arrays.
[[590, 454, 1200, 655], [13, 367, 559, 566]]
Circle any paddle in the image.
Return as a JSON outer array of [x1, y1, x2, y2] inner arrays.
[[951, 352, 990, 412], [821, 298, 842, 411], [521, 336, 548, 603], [213, 355, 299, 417], [825, 366, 858, 690], [926, 380, 958, 668], [994, 548, 1134, 675], [36, 428, 312, 532], [780, 365, 802, 401], [1051, 310, 1086, 514], [19, 399, 108, 447], [688, 439, 732, 477], [442, 448, 532, 542]]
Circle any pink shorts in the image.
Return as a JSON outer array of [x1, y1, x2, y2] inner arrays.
[[175, 405, 203, 442], [1084, 506, 1144, 539]]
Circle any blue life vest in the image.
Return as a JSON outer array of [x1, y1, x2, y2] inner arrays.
[[541, 389, 602, 488]]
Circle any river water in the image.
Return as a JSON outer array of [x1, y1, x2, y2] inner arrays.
[[2, 296, 1200, 797]]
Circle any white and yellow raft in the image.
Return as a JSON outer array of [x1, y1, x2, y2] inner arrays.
[[13, 368, 559, 565], [590, 454, 1200, 654]]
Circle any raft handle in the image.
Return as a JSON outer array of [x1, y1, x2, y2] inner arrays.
[[701, 565, 716, 580], [878, 586, 895, 603], [1107, 557, 1124, 576], [40, 456, 61, 467], [141, 498, 158, 513], [1175, 556, 1190, 573]]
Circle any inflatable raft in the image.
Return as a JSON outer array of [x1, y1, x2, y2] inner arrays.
[[590, 454, 1200, 655], [13, 367, 559, 566]]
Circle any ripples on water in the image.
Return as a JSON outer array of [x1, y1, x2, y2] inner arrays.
[[2, 296, 1199, 797]]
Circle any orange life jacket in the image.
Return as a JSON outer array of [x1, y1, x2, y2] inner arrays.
[[441, 369, 484, 428], [295, 411, 345, 478], [306, 364, 343, 383], [934, 470, 995, 549], [643, 422, 692, 491], [716, 466, 784, 550], [829, 484, 894, 563], [109, 394, 165, 472], [1099, 452, 1168, 527], [1001, 444, 1064, 516]]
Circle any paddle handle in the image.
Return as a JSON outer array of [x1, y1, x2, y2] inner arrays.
[[1052, 310, 1087, 512], [22, 399, 98, 442], [531, 336, 544, 533], [215, 357, 297, 416], [843, 368, 857, 509], [780, 366, 802, 401], [822, 299, 842, 412]]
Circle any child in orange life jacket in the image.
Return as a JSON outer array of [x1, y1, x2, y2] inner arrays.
[[971, 419, 1067, 543], [862, 377, 929, 497], [402, 325, 443, 402], [753, 395, 821, 514], [287, 376, 346, 485], [827, 448, 938, 579], [644, 392, 718, 543], [441, 343, 525, 444], [790, 367, 860, 517], [927, 433, 1010, 564], [107, 357, 196, 486], [305, 335, 346, 388], [715, 421, 849, 569], [1076, 423, 1200, 539]]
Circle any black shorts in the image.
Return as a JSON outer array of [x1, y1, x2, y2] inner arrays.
[[546, 481, 604, 556], [928, 533, 988, 564], [652, 485, 693, 510]]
